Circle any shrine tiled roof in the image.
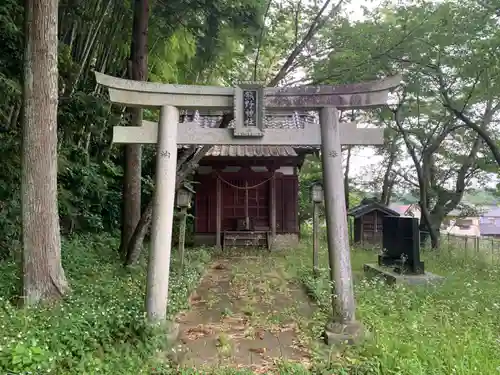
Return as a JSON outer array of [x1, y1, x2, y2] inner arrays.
[[174, 110, 320, 157], [204, 145, 297, 157], [177, 144, 318, 157], [179, 110, 319, 129]]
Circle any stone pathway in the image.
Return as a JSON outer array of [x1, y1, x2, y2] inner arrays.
[[171, 252, 316, 373]]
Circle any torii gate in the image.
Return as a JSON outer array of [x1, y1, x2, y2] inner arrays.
[[95, 72, 401, 344]]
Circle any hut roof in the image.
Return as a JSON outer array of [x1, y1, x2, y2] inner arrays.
[[348, 200, 400, 218], [482, 206, 500, 217]]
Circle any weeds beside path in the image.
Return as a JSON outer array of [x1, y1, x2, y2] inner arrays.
[[3, 233, 499, 375], [299, 241, 500, 375], [0, 234, 212, 374]]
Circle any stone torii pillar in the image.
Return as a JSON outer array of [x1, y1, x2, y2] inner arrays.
[[320, 107, 360, 342], [95, 72, 401, 343]]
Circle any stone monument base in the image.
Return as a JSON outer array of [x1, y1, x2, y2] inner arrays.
[[323, 320, 365, 346], [363, 263, 444, 286]]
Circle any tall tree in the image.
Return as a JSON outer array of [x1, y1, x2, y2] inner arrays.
[[310, 0, 498, 247], [124, 0, 344, 265], [22, 0, 69, 305], [120, 0, 149, 255], [343, 145, 352, 210]]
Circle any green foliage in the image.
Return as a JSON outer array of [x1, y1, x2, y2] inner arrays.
[[298, 155, 323, 224], [310, 0, 500, 223], [384, 1, 500, 222], [298, 155, 362, 225], [0, 0, 268, 258], [171, 212, 196, 247], [297, 236, 500, 375], [0, 0, 22, 88], [0, 233, 212, 374]]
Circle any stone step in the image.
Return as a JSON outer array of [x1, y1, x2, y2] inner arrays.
[[222, 231, 270, 249]]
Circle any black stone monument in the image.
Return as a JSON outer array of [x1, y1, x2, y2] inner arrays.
[[378, 216, 424, 275]]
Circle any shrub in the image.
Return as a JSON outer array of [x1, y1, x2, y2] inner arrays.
[[0, 233, 211, 374]]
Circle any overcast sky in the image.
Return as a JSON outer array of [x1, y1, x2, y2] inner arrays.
[[316, 0, 498, 190], [335, 0, 383, 183]]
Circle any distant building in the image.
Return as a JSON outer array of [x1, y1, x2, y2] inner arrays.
[[388, 203, 421, 221], [441, 217, 480, 237], [479, 206, 500, 238]]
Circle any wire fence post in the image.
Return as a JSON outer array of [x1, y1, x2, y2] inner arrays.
[[447, 232, 451, 256]]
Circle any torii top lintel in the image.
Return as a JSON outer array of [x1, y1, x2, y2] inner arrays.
[[94, 72, 402, 110]]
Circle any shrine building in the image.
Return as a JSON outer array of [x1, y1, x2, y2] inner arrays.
[[185, 111, 320, 250]]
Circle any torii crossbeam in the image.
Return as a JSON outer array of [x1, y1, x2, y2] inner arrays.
[[95, 72, 401, 345]]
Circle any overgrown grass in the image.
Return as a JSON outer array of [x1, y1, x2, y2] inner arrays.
[[296, 236, 500, 375], [3, 232, 499, 375], [0, 233, 211, 374]]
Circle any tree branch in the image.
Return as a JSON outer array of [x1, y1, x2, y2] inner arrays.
[[437, 73, 500, 166], [253, 0, 273, 81], [268, 0, 344, 86]]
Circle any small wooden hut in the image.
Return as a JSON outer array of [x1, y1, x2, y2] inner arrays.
[[348, 198, 400, 245]]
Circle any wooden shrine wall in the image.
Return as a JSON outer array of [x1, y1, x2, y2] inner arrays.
[[194, 172, 299, 234], [220, 175, 270, 230]]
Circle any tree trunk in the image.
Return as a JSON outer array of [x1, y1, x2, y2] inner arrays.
[[393, 106, 440, 249], [22, 0, 69, 305], [384, 178, 395, 206], [343, 145, 352, 209], [124, 202, 153, 265], [124, 146, 211, 266], [417, 154, 440, 248], [380, 149, 396, 205], [120, 0, 149, 255]]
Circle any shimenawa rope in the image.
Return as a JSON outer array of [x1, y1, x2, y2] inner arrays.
[[215, 172, 275, 190]]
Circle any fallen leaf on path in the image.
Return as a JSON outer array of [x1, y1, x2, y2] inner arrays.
[[255, 330, 265, 340], [189, 293, 202, 303], [183, 325, 214, 340], [230, 324, 247, 331], [226, 331, 246, 340], [249, 347, 266, 354], [222, 315, 248, 325], [250, 362, 274, 374], [280, 322, 297, 331]]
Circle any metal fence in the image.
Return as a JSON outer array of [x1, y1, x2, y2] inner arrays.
[[350, 230, 500, 265], [438, 232, 500, 264], [305, 220, 500, 265]]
